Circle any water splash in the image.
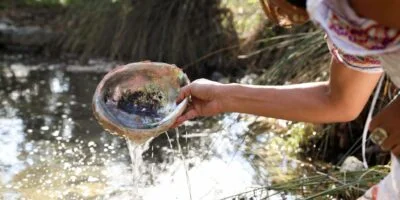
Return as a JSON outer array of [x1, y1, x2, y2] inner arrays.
[[175, 128, 193, 200], [164, 131, 174, 150], [0, 60, 303, 200], [125, 137, 153, 198]]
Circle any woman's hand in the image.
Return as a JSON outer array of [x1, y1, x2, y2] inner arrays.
[[370, 97, 400, 156], [172, 79, 225, 127]]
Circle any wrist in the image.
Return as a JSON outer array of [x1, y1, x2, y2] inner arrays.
[[215, 83, 239, 113]]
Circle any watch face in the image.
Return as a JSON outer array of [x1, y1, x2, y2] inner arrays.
[[370, 127, 388, 146]]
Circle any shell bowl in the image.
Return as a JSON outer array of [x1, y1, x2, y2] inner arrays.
[[92, 62, 190, 143]]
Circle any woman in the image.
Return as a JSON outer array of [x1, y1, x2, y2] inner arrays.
[[173, 0, 400, 199]]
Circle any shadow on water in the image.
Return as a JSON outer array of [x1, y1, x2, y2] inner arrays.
[[0, 55, 305, 200]]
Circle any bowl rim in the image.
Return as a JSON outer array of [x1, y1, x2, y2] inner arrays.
[[92, 61, 190, 141]]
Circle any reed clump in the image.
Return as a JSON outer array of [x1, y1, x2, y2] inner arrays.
[[54, 0, 239, 79]]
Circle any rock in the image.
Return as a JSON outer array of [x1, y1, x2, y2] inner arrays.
[[66, 65, 114, 73], [340, 156, 364, 172], [0, 18, 56, 49], [0, 17, 14, 25]]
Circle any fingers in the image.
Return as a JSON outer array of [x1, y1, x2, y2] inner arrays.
[[170, 115, 193, 129], [170, 121, 183, 129], [176, 84, 192, 103], [176, 108, 198, 124], [170, 105, 198, 128]]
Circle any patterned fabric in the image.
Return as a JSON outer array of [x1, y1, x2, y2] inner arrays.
[[307, 0, 400, 55], [307, 0, 400, 87], [328, 12, 400, 51], [327, 37, 383, 73]]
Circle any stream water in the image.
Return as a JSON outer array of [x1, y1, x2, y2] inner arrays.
[[0, 55, 306, 200]]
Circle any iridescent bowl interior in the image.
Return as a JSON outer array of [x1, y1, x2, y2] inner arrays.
[[92, 62, 189, 141]]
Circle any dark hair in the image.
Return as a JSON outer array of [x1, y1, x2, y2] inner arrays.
[[286, 0, 306, 8]]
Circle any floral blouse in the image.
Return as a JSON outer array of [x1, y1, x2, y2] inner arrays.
[[307, 0, 400, 87]]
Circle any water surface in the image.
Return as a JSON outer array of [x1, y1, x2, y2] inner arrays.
[[0, 57, 303, 200]]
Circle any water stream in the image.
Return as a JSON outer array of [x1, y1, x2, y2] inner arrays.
[[175, 128, 193, 200], [125, 137, 152, 198], [0, 56, 307, 199]]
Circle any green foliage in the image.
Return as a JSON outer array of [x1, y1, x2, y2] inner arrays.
[[56, 0, 239, 78], [222, 166, 389, 199], [244, 26, 329, 85], [0, 0, 104, 8], [222, 0, 264, 38], [266, 122, 315, 156], [0, 3, 6, 10], [272, 166, 388, 199], [24, 0, 61, 5]]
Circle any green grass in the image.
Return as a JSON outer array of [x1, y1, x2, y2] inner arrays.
[[222, 0, 264, 38], [221, 166, 388, 199]]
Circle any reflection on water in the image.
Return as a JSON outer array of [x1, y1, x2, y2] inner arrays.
[[0, 57, 302, 200]]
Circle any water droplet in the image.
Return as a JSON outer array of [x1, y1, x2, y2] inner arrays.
[[88, 141, 97, 147], [87, 176, 99, 182], [51, 130, 60, 137], [40, 126, 49, 131], [65, 149, 73, 154], [75, 168, 82, 174], [70, 176, 77, 182]]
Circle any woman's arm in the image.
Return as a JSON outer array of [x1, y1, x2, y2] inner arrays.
[[175, 57, 382, 125], [220, 57, 382, 123]]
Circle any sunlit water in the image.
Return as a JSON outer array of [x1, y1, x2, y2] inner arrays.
[[0, 56, 303, 200]]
